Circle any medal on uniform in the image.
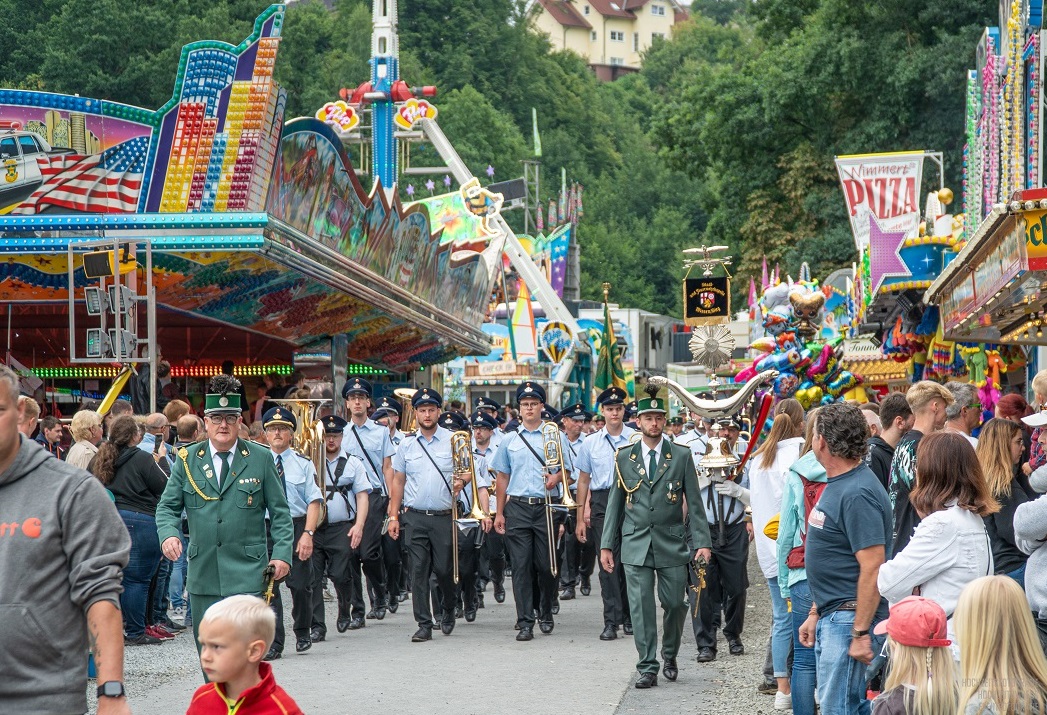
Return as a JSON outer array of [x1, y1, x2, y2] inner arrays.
[[248, 495, 253, 506]]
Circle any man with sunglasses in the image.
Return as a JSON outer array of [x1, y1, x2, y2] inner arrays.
[[156, 375, 294, 651]]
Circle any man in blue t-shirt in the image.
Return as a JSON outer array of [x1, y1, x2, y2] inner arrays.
[[799, 402, 891, 715]]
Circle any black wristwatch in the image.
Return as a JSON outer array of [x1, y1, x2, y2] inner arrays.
[[851, 628, 870, 638], [97, 681, 125, 698]]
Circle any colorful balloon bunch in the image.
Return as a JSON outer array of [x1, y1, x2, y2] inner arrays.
[[736, 340, 862, 408]]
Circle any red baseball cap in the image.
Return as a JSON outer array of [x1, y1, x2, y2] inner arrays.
[[873, 596, 951, 648]]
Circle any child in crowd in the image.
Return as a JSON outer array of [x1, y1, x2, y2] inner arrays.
[[954, 575, 1047, 714], [871, 596, 957, 715], [186, 595, 303, 715]]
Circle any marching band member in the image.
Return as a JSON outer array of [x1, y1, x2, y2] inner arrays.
[[386, 389, 470, 642], [473, 411, 507, 604], [340, 378, 399, 625], [558, 403, 592, 601], [310, 416, 371, 641], [492, 381, 573, 642], [574, 386, 635, 640]]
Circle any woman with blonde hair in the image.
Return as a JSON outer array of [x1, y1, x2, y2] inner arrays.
[[776, 407, 824, 715], [747, 398, 805, 709], [65, 409, 103, 470], [871, 596, 957, 715], [954, 575, 1047, 714], [977, 418, 1036, 586]]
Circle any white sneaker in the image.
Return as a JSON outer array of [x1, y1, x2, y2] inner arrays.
[[774, 692, 792, 711]]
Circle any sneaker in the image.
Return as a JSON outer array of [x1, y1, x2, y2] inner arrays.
[[125, 633, 162, 646], [146, 625, 175, 640], [158, 617, 186, 632], [774, 692, 792, 711]]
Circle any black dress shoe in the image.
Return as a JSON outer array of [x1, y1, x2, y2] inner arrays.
[[366, 608, 378, 620], [623, 622, 633, 636], [494, 585, 506, 603], [539, 620, 554, 635], [560, 587, 576, 600], [635, 672, 658, 689], [398, 591, 408, 603], [310, 627, 325, 643], [411, 627, 432, 642], [580, 577, 591, 596], [551, 602, 560, 616], [388, 599, 398, 614], [727, 637, 744, 655], [295, 638, 312, 653], [696, 647, 716, 663], [477, 594, 485, 609], [663, 658, 678, 682], [599, 625, 618, 641], [375, 603, 388, 620], [336, 616, 352, 633], [440, 619, 455, 636], [516, 626, 534, 641], [454, 606, 464, 619], [465, 608, 477, 623], [347, 617, 365, 630], [263, 647, 282, 661]]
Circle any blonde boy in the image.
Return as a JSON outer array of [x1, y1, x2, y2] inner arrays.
[[187, 596, 303, 715]]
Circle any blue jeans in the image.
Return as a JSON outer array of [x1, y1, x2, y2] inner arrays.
[[118, 510, 162, 638], [814, 608, 885, 715], [168, 535, 188, 609], [767, 577, 792, 678], [1008, 562, 1027, 589], [788, 580, 817, 715]]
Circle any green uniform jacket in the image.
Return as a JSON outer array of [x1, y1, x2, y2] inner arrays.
[[155, 438, 294, 597], [601, 438, 712, 567]]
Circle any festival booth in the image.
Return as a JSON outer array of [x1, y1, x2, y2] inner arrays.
[[0, 5, 501, 407]]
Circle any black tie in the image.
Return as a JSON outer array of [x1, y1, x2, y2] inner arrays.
[[648, 449, 658, 483], [275, 454, 287, 492], [216, 451, 231, 488]]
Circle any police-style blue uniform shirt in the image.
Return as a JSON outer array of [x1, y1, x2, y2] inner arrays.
[[491, 423, 574, 499], [341, 418, 396, 496], [393, 426, 456, 511], [458, 453, 493, 513], [474, 441, 497, 512], [390, 429, 407, 447], [272, 449, 323, 518], [323, 450, 371, 523], [575, 425, 636, 491]]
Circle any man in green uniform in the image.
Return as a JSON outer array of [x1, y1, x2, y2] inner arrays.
[[600, 392, 712, 689], [156, 375, 294, 647]]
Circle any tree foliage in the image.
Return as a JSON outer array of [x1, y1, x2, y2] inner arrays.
[[0, 0, 994, 317]]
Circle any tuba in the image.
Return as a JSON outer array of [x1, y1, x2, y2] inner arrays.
[[394, 387, 418, 434], [271, 397, 329, 527], [542, 421, 577, 510]]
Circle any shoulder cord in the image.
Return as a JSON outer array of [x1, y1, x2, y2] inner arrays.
[[180, 448, 218, 502], [612, 447, 644, 496]]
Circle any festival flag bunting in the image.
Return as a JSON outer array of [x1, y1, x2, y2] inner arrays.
[[511, 279, 538, 362], [595, 287, 628, 392]]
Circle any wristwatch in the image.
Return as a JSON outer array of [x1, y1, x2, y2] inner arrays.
[[851, 627, 870, 638], [97, 681, 125, 698], [303, 529, 315, 536]]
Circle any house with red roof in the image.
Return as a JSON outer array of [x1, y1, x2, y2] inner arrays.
[[532, 0, 689, 81]]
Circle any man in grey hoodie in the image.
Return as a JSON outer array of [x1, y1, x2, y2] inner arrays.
[[0, 365, 132, 715]]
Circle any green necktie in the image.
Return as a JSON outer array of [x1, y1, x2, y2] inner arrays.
[[216, 451, 231, 488], [648, 448, 657, 483]]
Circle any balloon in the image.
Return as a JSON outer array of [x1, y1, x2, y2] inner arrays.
[[807, 344, 834, 377], [774, 373, 800, 399], [760, 349, 802, 374], [825, 371, 860, 399], [795, 386, 824, 409], [734, 365, 758, 384], [750, 337, 777, 354]]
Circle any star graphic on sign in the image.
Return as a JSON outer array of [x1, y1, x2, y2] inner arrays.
[[868, 214, 912, 295], [425, 179, 435, 193], [406, 184, 415, 196], [486, 165, 495, 178], [443, 175, 452, 187]]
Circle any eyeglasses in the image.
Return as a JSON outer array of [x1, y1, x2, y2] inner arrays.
[[207, 414, 240, 425]]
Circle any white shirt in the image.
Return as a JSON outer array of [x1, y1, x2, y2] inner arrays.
[[944, 425, 978, 447], [748, 437, 803, 580], [878, 503, 993, 619], [209, 442, 233, 489], [641, 437, 668, 470]]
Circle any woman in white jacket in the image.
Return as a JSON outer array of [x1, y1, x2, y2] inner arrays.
[[877, 432, 999, 650], [748, 398, 805, 710]]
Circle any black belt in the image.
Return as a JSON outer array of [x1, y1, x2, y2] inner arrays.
[[404, 507, 453, 516], [836, 601, 859, 611], [508, 496, 545, 505]]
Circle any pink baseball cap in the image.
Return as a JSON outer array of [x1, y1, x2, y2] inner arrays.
[[873, 596, 951, 648]]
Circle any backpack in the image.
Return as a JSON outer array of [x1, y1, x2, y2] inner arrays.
[[785, 475, 827, 569]]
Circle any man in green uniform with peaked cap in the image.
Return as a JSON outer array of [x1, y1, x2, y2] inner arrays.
[[601, 389, 712, 689], [156, 375, 294, 648]]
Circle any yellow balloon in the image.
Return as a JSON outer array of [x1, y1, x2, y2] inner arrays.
[[937, 187, 954, 206]]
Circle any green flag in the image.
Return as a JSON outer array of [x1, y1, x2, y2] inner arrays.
[[595, 298, 627, 392]]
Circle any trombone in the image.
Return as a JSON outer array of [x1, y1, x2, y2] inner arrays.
[[540, 421, 576, 579]]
